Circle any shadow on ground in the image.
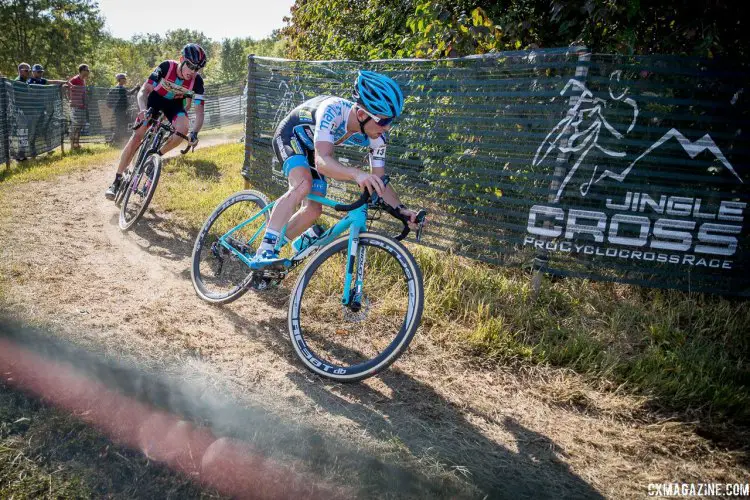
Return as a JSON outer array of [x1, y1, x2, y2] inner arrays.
[[0, 366, 219, 498], [287, 361, 603, 499]]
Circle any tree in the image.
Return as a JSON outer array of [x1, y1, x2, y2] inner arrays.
[[246, 30, 287, 59], [220, 38, 246, 83], [547, 0, 750, 60], [0, 0, 104, 79], [90, 34, 163, 86], [281, 0, 415, 60], [161, 29, 213, 61], [280, 0, 750, 62]]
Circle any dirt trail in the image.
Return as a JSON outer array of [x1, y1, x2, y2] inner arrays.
[[0, 148, 746, 498]]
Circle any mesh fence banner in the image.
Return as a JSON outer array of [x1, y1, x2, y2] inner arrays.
[[241, 50, 750, 296], [65, 84, 139, 146], [0, 78, 246, 159], [201, 80, 246, 130], [2, 78, 66, 159], [0, 80, 9, 164]]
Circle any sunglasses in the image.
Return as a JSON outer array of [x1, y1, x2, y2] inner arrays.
[[183, 60, 201, 72], [359, 106, 395, 127]]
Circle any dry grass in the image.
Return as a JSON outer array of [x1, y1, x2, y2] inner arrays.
[[414, 246, 750, 423], [0, 143, 748, 497]]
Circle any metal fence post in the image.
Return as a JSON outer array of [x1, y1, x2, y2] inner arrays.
[[242, 54, 257, 189], [58, 84, 66, 156], [531, 50, 591, 298], [0, 78, 10, 169]]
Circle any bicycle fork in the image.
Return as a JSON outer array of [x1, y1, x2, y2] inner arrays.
[[342, 226, 367, 311]]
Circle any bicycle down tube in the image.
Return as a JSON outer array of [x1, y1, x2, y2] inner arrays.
[[216, 192, 370, 306]]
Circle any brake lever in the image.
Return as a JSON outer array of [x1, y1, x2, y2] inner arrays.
[[180, 142, 195, 155], [414, 209, 427, 242]]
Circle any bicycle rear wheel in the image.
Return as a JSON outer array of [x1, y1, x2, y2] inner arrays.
[[288, 232, 424, 382], [191, 190, 270, 304], [119, 154, 161, 230]]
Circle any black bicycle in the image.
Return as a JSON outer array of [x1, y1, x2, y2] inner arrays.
[[115, 108, 197, 230]]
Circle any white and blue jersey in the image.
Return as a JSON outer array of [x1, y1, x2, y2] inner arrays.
[[313, 96, 386, 168], [272, 96, 388, 195]]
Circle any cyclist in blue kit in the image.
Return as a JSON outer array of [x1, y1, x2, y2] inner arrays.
[[252, 70, 421, 268]]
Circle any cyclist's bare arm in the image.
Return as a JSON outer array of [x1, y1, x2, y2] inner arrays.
[[371, 166, 400, 206], [315, 141, 385, 195], [136, 82, 154, 112], [191, 104, 205, 134], [371, 166, 420, 227]]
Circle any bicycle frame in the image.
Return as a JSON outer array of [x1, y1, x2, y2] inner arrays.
[[140, 121, 170, 161], [217, 193, 370, 306], [128, 120, 171, 194]]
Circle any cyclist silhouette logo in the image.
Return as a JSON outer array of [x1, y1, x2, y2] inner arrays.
[[269, 70, 306, 127], [533, 71, 639, 202], [534, 71, 744, 203], [269, 69, 307, 183]]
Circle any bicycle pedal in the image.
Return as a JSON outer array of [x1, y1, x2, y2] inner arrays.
[[249, 276, 280, 291], [251, 279, 270, 291], [262, 268, 287, 280]]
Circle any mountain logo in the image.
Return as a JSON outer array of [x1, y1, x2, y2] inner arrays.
[[535, 74, 743, 203], [592, 128, 743, 188]]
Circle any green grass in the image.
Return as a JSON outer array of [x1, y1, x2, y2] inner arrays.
[[153, 142, 248, 229], [200, 123, 245, 139], [0, 145, 119, 186]]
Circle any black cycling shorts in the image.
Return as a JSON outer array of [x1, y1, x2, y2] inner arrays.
[[147, 92, 186, 123], [272, 106, 327, 195]]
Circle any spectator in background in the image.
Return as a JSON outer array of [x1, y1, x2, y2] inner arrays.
[[15, 62, 31, 83], [12, 63, 33, 159], [28, 64, 66, 155], [106, 73, 139, 147], [68, 63, 90, 150], [28, 64, 66, 85]]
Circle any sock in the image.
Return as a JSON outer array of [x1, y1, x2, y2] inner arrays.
[[256, 229, 280, 256], [114, 173, 122, 183], [281, 235, 291, 247]]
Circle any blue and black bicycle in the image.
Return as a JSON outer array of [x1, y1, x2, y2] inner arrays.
[[190, 178, 427, 381]]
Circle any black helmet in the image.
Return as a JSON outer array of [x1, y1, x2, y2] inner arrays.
[[182, 43, 207, 69]]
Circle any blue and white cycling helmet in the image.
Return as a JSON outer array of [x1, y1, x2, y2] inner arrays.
[[353, 70, 404, 118]]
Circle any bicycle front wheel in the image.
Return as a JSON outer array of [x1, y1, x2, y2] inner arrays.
[[191, 190, 270, 304], [113, 169, 131, 207], [288, 232, 424, 382], [119, 154, 161, 230]]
